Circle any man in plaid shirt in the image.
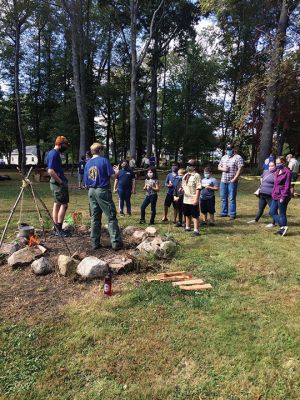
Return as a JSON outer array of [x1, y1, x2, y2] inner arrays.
[[218, 144, 244, 219]]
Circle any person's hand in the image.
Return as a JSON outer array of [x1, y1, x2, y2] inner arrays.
[[174, 196, 179, 202], [193, 200, 199, 206], [113, 165, 119, 173], [279, 198, 284, 203], [230, 178, 236, 183]]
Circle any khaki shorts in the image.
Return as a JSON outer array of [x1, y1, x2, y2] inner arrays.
[[50, 181, 69, 204]]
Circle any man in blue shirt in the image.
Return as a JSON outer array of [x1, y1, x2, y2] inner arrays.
[[47, 135, 70, 236], [161, 164, 178, 222], [113, 160, 136, 216], [84, 142, 123, 250]]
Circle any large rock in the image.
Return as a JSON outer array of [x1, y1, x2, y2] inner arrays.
[[31, 257, 53, 275], [57, 255, 79, 277], [122, 226, 139, 236], [76, 256, 109, 279], [137, 236, 176, 259], [132, 230, 147, 241], [105, 256, 134, 274], [0, 242, 20, 256], [7, 246, 43, 268], [145, 226, 157, 236]]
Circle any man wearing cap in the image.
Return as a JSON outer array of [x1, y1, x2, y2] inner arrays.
[[47, 136, 70, 236], [218, 144, 244, 219], [84, 142, 123, 250], [182, 159, 201, 236]]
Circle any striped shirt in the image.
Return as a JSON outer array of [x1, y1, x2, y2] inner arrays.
[[219, 154, 244, 183]]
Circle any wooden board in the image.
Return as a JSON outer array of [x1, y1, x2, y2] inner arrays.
[[147, 273, 192, 282], [154, 271, 186, 277], [179, 284, 212, 291], [172, 279, 204, 286]]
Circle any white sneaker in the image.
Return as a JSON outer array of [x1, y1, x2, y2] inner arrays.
[[247, 220, 257, 224], [281, 226, 288, 236], [265, 223, 275, 228]]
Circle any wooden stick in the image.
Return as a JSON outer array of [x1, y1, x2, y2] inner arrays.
[[179, 284, 212, 291], [172, 279, 204, 286]]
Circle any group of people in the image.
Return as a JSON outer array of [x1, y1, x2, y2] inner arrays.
[[47, 136, 297, 252]]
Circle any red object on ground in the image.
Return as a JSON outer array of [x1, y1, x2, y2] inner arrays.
[[72, 212, 78, 224], [104, 273, 112, 296]]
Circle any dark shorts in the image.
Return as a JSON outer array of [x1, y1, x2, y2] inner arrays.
[[200, 197, 215, 214], [183, 203, 200, 218], [50, 182, 69, 204], [164, 193, 175, 207], [292, 172, 298, 183]]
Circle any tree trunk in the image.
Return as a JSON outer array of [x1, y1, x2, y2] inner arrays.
[[106, 28, 112, 158], [258, 0, 294, 168], [130, 0, 137, 159], [35, 27, 42, 165], [14, 23, 26, 174], [158, 52, 167, 161]]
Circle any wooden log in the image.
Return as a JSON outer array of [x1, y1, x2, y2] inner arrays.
[[172, 279, 204, 286], [179, 284, 212, 291], [147, 273, 192, 282]]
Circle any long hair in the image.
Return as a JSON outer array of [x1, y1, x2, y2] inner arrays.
[[147, 167, 158, 180]]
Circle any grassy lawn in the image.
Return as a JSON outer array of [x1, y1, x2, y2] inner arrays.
[[0, 170, 299, 399]]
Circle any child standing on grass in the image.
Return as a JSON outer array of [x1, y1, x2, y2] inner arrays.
[[140, 168, 160, 225], [200, 167, 219, 226], [113, 160, 136, 216], [173, 168, 185, 227], [182, 159, 201, 236]]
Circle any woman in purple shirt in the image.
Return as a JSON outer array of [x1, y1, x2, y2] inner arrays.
[[247, 161, 276, 227], [269, 156, 292, 236]]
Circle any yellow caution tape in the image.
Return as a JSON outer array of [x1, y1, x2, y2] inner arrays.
[[241, 176, 300, 184]]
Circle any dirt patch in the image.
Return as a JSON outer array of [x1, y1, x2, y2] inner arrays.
[[0, 229, 141, 323]]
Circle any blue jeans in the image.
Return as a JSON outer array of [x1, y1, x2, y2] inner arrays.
[[220, 182, 238, 217], [141, 194, 157, 223], [118, 189, 132, 214], [269, 198, 290, 227]]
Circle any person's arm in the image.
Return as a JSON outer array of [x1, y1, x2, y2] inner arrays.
[[152, 180, 160, 192], [280, 170, 292, 201], [113, 177, 118, 192], [218, 158, 228, 172], [132, 178, 136, 194], [230, 157, 244, 182], [193, 176, 201, 206], [48, 169, 64, 185]]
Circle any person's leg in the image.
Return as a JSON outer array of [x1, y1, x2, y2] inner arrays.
[[173, 201, 177, 223], [192, 205, 200, 234], [255, 195, 268, 222], [265, 195, 275, 225], [95, 188, 123, 249], [278, 198, 289, 227], [89, 188, 102, 248], [209, 213, 215, 223], [52, 203, 60, 224], [118, 190, 125, 214], [162, 194, 171, 220], [228, 182, 238, 218], [149, 194, 158, 224], [178, 197, 183, 224], [125, 190, 132, 215], [57, 204, 68, 224], [140, 196, 150, 221], [269, 200, 280, 226], [220, 182, 228, 216]]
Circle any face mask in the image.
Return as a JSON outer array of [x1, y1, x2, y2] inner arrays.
[[226, 149, 233, 156], [172, 167, 178, 173], [276, 164, 284, 170], [59, 145, 68, 153], [204, 173, 210, 179], [269, 167, 276, 173], [148, 172, 154, 178], [186, 165, 193, 172]]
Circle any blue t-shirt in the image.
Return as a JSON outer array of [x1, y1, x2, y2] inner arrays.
[[149, 156, 156, 167], [78, 160, 86, 175], [84, 156, 114, 188], [117, 168, 135, 191], [165, 172, 177, 195], [47, 149, 67, 182], [200, 177, 218, 199]]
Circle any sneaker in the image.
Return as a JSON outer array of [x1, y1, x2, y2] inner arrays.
[[247, 220, 257, 224], [139, 219, 146, 224], [200, 221, 207, 226], [161, 218, 168, 222], [172, 220, 177, 224], [127, 212, 132, 216], [149, 221, 155, 225], [219, 214, 228, 217], [119, 212, 125, 217], [54, 229, 72, 238], [265, 223, 275, 228], [176, 222, 183, 227], [92, 244, 102, 250], [274, 229, 283, 235], [191, 231, 200, 236], [230, 216, 236, 220], [281, 226, 288, 236], [184, 227, 191, 232]]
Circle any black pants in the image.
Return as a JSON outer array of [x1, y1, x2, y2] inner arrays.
[[141, 194, 157, 223], [255, 193, 273, 222], [174, 196, 183, 223]]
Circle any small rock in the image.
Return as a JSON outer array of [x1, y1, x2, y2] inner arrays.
[[76, 256, 109, 279], [62, 223, 75, 232], [31, 257, 53, 275], [122, 226, 139, 236], [132, 230, 147, 241], [160, 240, 177, 257], [0, 242, 19, 255], [77, 225, 89, 233], [58, 255, 79, 276], [145, 226, 157, 236], [106, 256, 134, 274], [7, 246, 43, 268]]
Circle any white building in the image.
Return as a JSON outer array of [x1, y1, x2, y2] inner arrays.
[[3, 145, 39, 165]]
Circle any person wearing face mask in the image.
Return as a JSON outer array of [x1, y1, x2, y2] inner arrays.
[[140, 168, 160, 225], [218, 144, 244, 220], [200, 167, 219, 226], [84, 142, 123, 250], [182, 160, 201, 236], [161, 164, 179, 223], [47, 136, 71, 237], [269, 156, 292, 236], [247, 161, 276, 227], [173, 168, 186, 227], [113, 160, 136, 216]]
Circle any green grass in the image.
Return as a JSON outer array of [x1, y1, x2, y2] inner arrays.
[[0, 170, 300, 399]]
